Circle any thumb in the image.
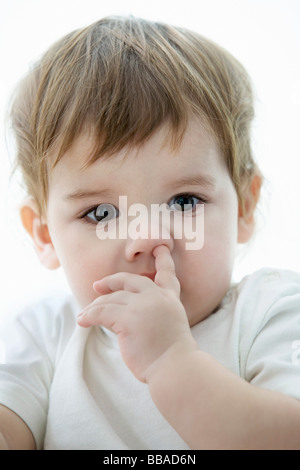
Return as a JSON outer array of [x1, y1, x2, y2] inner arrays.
[[153, 245, 180, 297]]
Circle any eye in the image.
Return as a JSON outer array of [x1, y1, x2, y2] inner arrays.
[[83, 204, 119, 223], [168, 194, 205, 212]]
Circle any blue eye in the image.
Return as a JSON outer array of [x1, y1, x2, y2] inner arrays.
[[168, 194, 203, 212], [84, 204, 119, 223]]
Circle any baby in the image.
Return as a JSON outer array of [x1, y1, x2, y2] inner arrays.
[[1, 16, 300, 450]]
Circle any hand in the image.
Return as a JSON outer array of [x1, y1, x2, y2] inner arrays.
[[77, 245, 197, 382]]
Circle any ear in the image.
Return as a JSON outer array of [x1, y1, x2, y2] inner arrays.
[[20, 198, 60, 270], [238, 172, 262, 244]]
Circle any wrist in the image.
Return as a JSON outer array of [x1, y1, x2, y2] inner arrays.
[[144, 335, 199, 385], [0, 432, 9, 450]]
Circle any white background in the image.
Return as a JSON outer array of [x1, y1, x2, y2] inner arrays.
[[1, 0, 300, 321]]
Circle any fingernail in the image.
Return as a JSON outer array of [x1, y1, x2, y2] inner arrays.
[[93, 279, 104, 291]]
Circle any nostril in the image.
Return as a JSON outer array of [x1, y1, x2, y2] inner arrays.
[[140, 272, 156, 281], [125, 234, 174, 262]]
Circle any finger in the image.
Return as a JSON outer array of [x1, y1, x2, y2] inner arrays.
[[93, 271, 152, 294], [91, 289, 132, 306], [77, 302, 127, 331], [153, 245, 180, 297]]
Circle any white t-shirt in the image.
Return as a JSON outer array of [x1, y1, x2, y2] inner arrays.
[[0, 268, 300, 450]]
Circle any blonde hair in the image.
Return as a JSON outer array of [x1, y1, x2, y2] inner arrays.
[[10, 16, 258, 215]]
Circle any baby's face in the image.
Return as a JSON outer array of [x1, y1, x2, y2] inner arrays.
[[46, 120, 242, 326]]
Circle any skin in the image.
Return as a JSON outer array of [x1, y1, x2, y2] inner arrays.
[[41, 119, 248, 326], [3, 119, 300, 449]]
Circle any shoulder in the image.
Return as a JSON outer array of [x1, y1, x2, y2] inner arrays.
[[232, 267, 300, 323], [236, 267, 300, 295], [3, 289, 79, 326], [0, 290, 80, 359], [231, 268, 300, 389], [226, 267, 300, 357]]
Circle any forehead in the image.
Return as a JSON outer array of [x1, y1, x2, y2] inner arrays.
[[48, 119, 227, 191]]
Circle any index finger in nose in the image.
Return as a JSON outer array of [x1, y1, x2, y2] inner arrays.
[[153, 245, 180, 297]]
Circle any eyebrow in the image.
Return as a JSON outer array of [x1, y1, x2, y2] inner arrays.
[[64, 174, 216, 201], [64, 188, 115, 201], [166, 173, 216, 191]]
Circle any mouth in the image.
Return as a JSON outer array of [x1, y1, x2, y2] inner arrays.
[[140, 272, 156, 281]]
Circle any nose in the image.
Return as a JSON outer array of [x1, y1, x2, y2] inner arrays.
[[124, 215, 174, 262]]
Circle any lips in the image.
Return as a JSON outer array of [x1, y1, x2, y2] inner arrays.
[[140, 272, 156, 281]]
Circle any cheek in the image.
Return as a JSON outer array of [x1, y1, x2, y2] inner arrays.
[[178, 249, 232, 325], [175, 218, 237, 323], [177, 206, 238, 277], [205, 201, 239, 259], [59, 247, 99, 307], [50, 231, 113, 307], [200, 213, 238, 283]]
